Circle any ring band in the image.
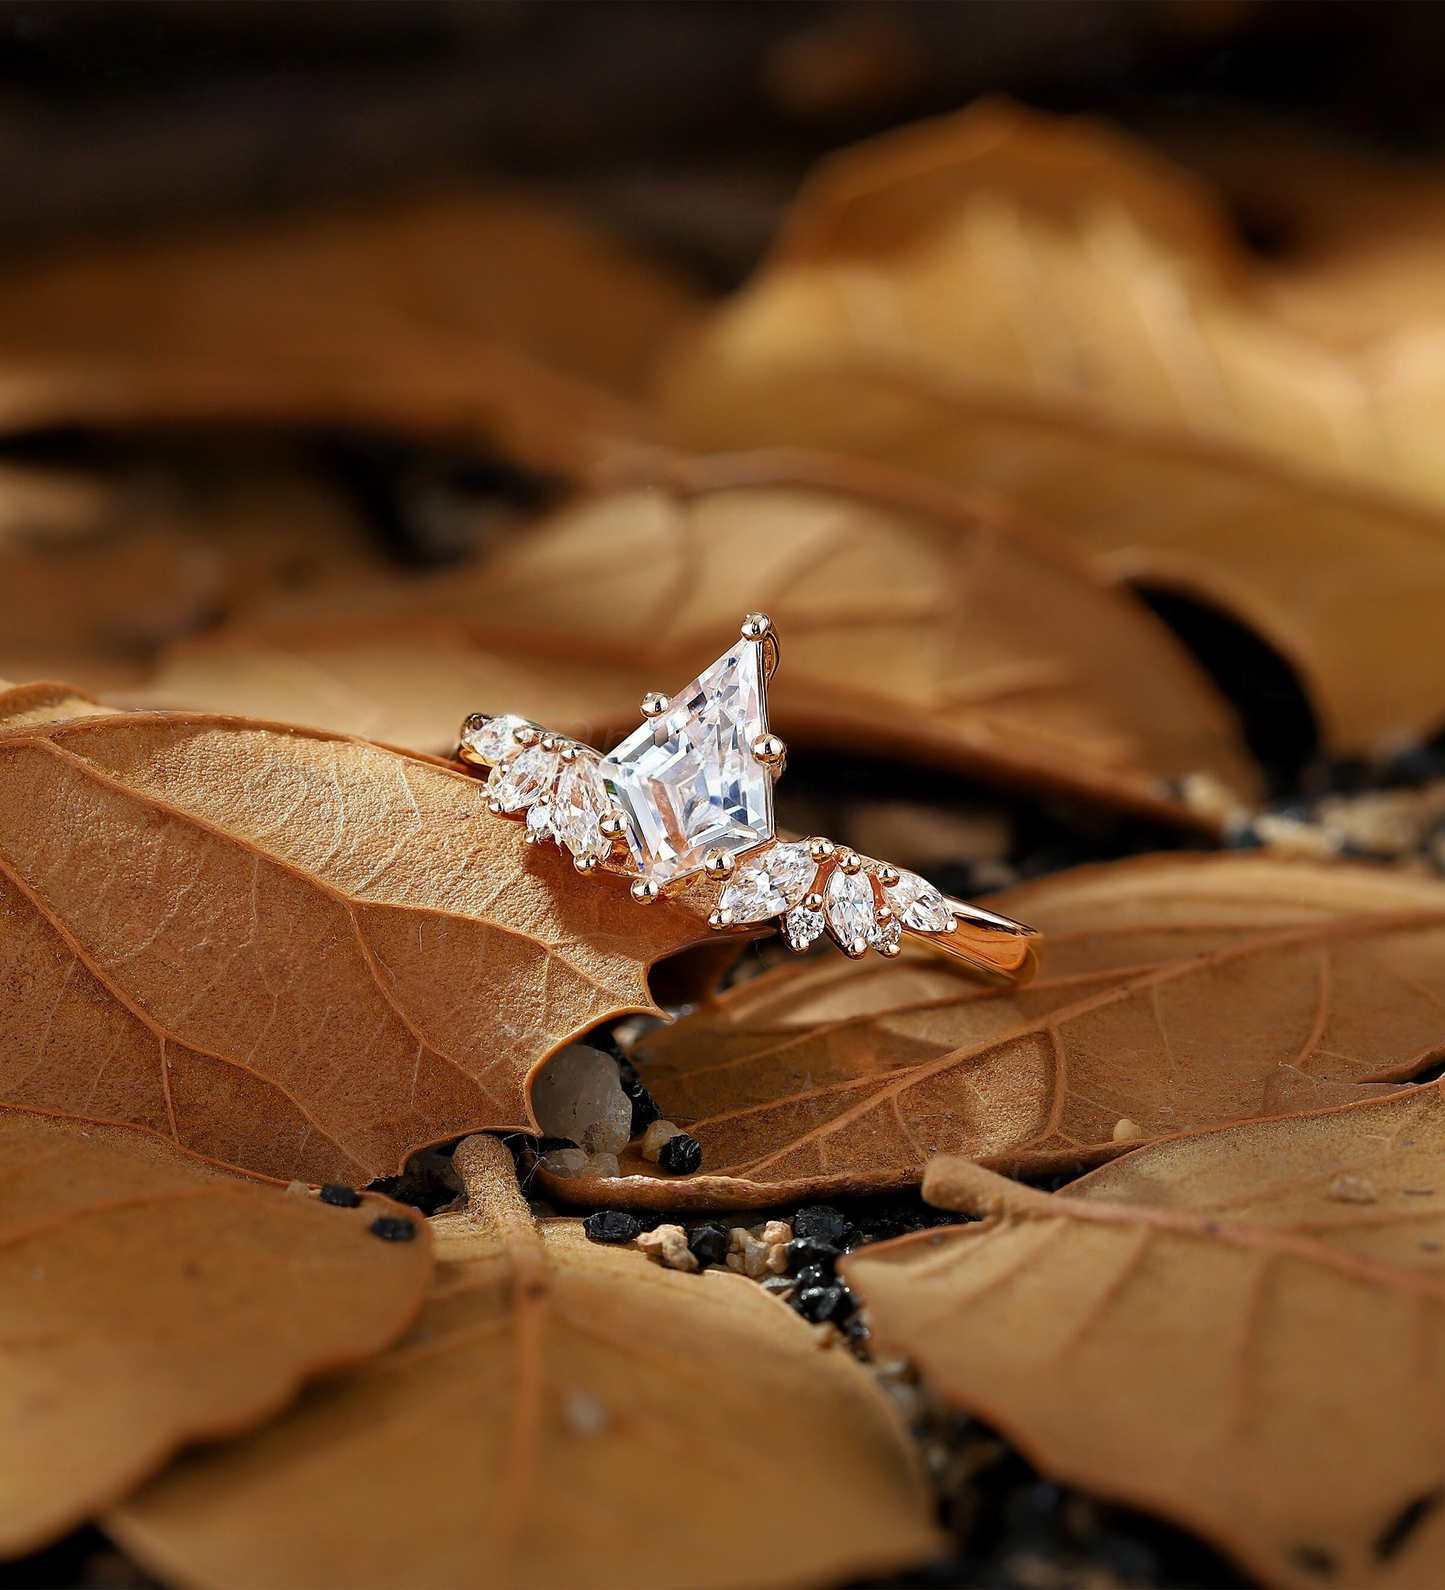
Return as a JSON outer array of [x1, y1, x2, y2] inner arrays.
[[455, 614, 1040, 984]]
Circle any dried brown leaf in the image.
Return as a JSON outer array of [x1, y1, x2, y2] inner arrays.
[[845, 1082, 1445, 1588], [0, 1106, 431, 1557], [547, 854, 1445, 1208], [140, 452, 1259, 820], [0, 697, 719, 1183], [108, 1134, 942, 1590], [0, 191, 697, 473], [659, 102, 1445, 754], [0, 452, 392, 697]]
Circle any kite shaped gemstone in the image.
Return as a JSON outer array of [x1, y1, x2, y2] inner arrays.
[[600, 638, 774, 884]]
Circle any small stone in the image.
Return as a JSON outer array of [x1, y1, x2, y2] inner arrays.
[[319, 1183, 360, 1208], [761, 1275, 795, 1297], [728, 1230, 771, 1279], [717, 841, 816, 924], [788, 1236, 841, 1272], [794, 1205, 850, 1245], [759, 1219, 792, 1246], [765, 1242, 789, 1274], [1111, 1118, 1144, 1143], [641, 1119, 685, 1161], [784, 902, 825, 948], [616, 1058, 663, 1134], [369, 1216, 416, 1242], [583, 1210, 642, 1244], [885, 869, 953, 933], [532, 1044, 633, 1157], [1328, 1173, 1378, 1204], [657, 1133, 703, 1175], [285, 1180, 310, 1197], [637, 1224, 699, 1272], [792, 1262, 832, 1294], [539, 1148, 589, 1178], [526, 800, 554, 841], [868, 915, 902, 953], [796, 1283, 854, 1324], [583, 1153, 620, 1179], [461, 713, 533, 764], [687, 1223, 730, 1267], [563, 1389, 610, 1436], [825, 867, 875, 948]]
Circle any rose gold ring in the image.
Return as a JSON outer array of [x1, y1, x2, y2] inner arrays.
[[455, 614, 1041, 985]]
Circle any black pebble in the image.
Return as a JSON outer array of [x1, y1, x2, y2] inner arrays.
[[319, 1183, 361, 1208], [792, 1262, 833, 1294], [583, 1209, 642, 1244], [793, 1204, 850, 1245], [787, 1235, 841, 1272], [615, 1057, 663, 1134], [657, 1132, 703, 1175], [369, 1216, 416, 1242], [687, 1222, 730, 1267], [795, 1283, 855, 1324]]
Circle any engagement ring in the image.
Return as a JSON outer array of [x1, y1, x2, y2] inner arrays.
[[456, 615, 1040, 984]]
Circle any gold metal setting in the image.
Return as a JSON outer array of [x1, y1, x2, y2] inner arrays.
[[453, 615, 1041, 985]]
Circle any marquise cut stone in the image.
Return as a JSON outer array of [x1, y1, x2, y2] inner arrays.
[[718, 841, 816, 924], [887, 870, 953, 933], [463, 713, 533, 764], [550, 756, 609, 862], [825, 868, 876, 949], [488, 745, 557, 812], [600, 639, 774, 883]]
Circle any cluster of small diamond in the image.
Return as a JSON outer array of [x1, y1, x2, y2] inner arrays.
[[461, 713, 956, 957], [461, 713, 613, 870], [715, 838, 956, 959]]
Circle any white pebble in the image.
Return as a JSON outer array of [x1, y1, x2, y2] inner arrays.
[[759, 1220, 792, 1246], [641, 1119, 685, 1161], [539, 1147, 589, 1178], [637, 1224, 698, 1272], [532, 1044, 633, 1158], [583, 1153, 620, 1179]]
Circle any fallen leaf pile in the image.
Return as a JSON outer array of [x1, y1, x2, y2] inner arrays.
[[108, 1134, 942, 1590], [10, 83, 1445, 1590], [846, 1083, 1445, 1588], [658, 99, 1445, 757], [0, 1106, 430, 1558]]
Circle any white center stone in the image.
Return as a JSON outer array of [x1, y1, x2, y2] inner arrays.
[[600, 639, 774, 883]]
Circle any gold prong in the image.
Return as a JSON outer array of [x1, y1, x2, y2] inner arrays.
[[631, 878, 660, 904], [708, 907, 734, 931], [703, 848, 735, 879], [513, 724, 539, 748], [599, 811, 629, 842], [559, 743, 579, 763], [878, 941, 902, 958], [540, 733, 559, 752], [487, 797, 506, 815], [741, 613, 772, 641], [808, 837, 835, 863], [574, 855, 598, 873], [803, 891, 823, 911], [787, 936, 812, 953], [640, 692, 670, 719], [457, 742, 488, 769], [876, 864, 900, 887], [839, 850, 863, 876], [944, 918, 957, 933], [875, 905, 894, 924], [751, 733, 786, 766], [846, 936, 869, 959]]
